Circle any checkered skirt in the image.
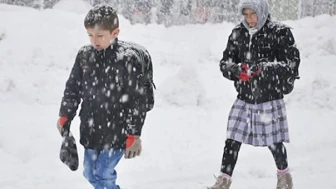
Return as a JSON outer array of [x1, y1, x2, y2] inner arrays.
[[226, 99, 290, 146]]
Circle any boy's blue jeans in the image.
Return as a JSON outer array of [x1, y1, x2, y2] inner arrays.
[[83, 148, 125, 189]]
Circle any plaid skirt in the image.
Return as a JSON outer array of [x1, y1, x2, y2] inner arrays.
[[226, 99, 290, 146]]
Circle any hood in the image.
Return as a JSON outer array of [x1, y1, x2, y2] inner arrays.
[[238, 0, 269, 31]]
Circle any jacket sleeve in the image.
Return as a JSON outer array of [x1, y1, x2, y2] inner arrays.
[[124, 56, 147, 136], [261, 27, 300, 80], [59, 51, 83, 120], [219, 30, 240, 81]]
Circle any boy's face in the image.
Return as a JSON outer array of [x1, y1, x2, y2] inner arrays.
[[243, 8, 258, 28], [87, 27, 120, 51]]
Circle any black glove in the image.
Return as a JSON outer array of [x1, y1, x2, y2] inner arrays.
[[249, 63, 260, 72], [59, 121, 79, 171], [282, 77, 295, 95], [226, 62, 241, 76]]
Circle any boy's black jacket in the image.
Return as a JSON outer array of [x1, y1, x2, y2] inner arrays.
[[59, 38, 153, 150]]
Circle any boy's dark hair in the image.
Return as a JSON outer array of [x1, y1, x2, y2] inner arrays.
[[84, 5, 119, 32]]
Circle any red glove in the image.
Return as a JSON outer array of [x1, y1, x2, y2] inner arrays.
[[126, 135, 136, 148], [237, 64, 249, 82], [236, 63, 261, 82], [59, 117, 68, 126], [125, 135, 142, 159], [238, 72, 250, 82], [57, 116, 69, 135]]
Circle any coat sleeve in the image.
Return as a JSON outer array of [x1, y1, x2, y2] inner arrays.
[[124, 56, 147, 136], [59, 50, 83, 120], [261, 27, 300, 80], [219, 30, 240, 81]]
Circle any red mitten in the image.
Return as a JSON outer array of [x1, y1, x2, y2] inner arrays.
[[237, 72, 250, 82]]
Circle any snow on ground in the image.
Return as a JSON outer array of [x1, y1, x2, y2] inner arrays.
[[0, 2, 335, 189]]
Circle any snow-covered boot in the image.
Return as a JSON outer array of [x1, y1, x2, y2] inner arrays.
[[276, 172, 293, 189], [208, 174, 231, 189]]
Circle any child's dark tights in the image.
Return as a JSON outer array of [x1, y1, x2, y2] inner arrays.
[[220, 139, 288, 176]]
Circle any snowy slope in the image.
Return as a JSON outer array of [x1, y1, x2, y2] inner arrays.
[[0, 3, 335, 189]]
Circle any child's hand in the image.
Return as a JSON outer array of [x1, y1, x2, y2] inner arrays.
[[225, 62, 242, 77], [125, 135, 142, 159], [236, 63, 261, 82], [57, 116, 69, 136]]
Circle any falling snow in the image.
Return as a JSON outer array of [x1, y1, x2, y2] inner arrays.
[[0, 1, 336, 189]]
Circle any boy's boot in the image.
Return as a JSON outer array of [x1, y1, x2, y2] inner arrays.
[[276, 172, 293, 189], [208, 174, 231, 189]]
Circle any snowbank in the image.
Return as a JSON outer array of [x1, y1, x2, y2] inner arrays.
[[160, 65, 206, 107]]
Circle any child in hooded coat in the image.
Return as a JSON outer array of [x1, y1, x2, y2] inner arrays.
[[209, 0, 300, 189]]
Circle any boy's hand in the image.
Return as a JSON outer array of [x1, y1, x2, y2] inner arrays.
[[125, 135, 142, 159], [57, 116, 69, 136]]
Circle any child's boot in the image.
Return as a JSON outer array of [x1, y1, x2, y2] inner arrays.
[[276, 171, 293, 189], [208, 174, 231, 189]]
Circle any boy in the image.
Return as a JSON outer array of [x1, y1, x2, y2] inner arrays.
[[56, 5, 155, 189], [209, 0, 300, 189]]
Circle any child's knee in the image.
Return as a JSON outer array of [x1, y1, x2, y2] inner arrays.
[[96, 168, 117, 180], [225, 139, 242, 151]]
